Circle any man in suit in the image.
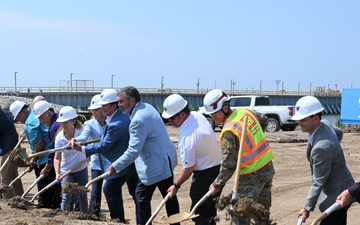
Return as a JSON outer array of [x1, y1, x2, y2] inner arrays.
[[72, 89, 138, 223], [107, 86, 180, 225], [292, 96, 354, 225]]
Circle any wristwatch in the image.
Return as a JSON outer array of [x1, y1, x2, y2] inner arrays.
[[173, 183, 181, 189]]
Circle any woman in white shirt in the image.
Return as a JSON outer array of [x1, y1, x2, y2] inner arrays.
[[54, 106, 88, 213]]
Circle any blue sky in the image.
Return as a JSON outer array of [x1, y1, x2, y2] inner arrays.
[[0, 1, 359, 92]]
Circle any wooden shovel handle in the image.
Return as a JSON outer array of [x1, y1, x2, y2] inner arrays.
[[8, 169, 28, 187], [189, 190, 213, 215], [22, 175, 42, 198], [310, 202, 340, 225], [27, 138, 101, 159], [80, 138, 101, 145], [85, 172, 109, 188], [232, 116, 248, 192], [145, 193, 171, 225]]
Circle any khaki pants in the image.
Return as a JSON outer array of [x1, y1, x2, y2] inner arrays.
[[1, 152, 24, 198]]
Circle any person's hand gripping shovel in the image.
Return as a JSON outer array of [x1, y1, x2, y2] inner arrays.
[[228, 116, 248, 223]]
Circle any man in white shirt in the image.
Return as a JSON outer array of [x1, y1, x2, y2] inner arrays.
[[162, 94, 222, 225]]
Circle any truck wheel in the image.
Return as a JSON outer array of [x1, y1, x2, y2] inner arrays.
[[206, 117, 216, 130], [266, 118, 280, 132], [281, 125, 296, 131]]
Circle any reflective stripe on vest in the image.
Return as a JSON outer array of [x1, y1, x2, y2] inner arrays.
[[220, 109, 274, 174]]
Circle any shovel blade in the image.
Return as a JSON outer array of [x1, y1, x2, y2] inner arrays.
[[166, 212, 199, 224]]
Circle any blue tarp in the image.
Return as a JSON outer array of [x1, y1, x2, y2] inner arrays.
[[340, 88, 360, 124]]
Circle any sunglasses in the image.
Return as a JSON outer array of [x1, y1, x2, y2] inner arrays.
[[169, 112, 181, 121]]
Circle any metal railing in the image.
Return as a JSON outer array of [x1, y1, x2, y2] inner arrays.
[[0, 86, 342, 97]]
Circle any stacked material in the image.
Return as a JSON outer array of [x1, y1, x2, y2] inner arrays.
[[0, 95, 63, 112]]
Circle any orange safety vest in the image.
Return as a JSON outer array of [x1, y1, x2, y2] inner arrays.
[[220, 109, 274, 174]]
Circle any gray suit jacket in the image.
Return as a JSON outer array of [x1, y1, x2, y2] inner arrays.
[[305, 123, 354, 212]]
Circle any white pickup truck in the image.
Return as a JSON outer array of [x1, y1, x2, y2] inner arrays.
[[198, 95, 297, 132]]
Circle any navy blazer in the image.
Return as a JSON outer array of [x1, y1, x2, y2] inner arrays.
[[85, 108, 135, 180], [0, 108, 18, 156]]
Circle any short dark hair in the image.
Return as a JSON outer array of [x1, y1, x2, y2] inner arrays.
[[181, 104, 190, 115], [118, 86, 141, 102]]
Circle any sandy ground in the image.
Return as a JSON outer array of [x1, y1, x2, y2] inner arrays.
[[0, 124, 359, 225]]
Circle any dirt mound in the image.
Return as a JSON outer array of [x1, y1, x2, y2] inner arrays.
[[8, 196, 34, 210], [344, 124, 360, 133]]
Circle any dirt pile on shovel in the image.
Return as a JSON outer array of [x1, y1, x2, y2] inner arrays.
[[217, 193, 277, 225], [62, 182, 89, 194], [8, 148, 30, 167], [8, 196, 34, 210]]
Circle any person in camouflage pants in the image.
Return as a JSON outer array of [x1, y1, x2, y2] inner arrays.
[[204, 89, 275, 225]]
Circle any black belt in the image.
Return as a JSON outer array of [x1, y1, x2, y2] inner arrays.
[[193, 164, 220, 174]]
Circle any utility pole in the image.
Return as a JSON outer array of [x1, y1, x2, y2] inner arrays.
[[161, 76, 165, 92], [196, 78, 201, 94], [231, 80, 236, 94], [111, 74, 115, 88], [260, 80, 263, 95], [275, 80, 281, 95], [70, 73, 73, 92], [14, 72, 18, 92]]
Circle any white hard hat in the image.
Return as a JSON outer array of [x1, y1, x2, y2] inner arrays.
[[34, 100, 51, 118], [88, 94, 102, 110], [9, 101, 25, 120], [203, 89, 230, 115], [56, 106, 78, 122], [291, 96, 324, 120], [99, 89, 118, 105], [162, 94, 187, 119]]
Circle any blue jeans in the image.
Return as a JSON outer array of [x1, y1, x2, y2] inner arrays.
[[60, 167, 88, 213], [103, 173, 132, 222], [88, 169, 103, 216]]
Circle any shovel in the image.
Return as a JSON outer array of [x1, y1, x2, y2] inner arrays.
[[30, 159, 88, 203], [297, 216, 303, 225], [166, 189, 213, 224], [229, 116, 248, 215], [145, 193, 171, 225], [0, 135, 25, 173], [21, 138, 100, 160], [310, 202, 341, 225], [8, 169, 28, 187], [85, 171, 109, 188], [22, 175, 43, 198]]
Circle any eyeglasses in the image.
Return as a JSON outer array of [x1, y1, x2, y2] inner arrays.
[[169, 112, 181, 121]]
